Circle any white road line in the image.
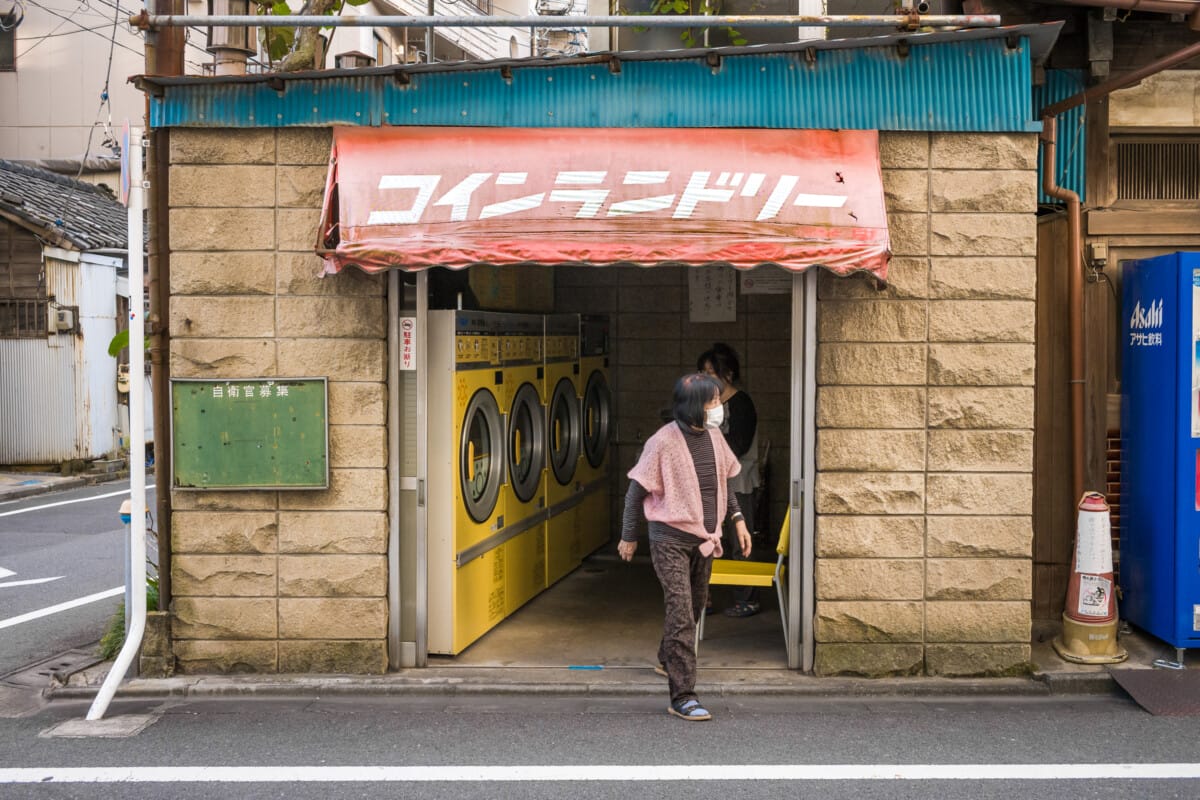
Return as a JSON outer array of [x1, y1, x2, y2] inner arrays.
[[0, 576, 62, 589], [0, 566, 14, 578], [1, 764, 1200, 783], [0, 486, 155, 518], [0, 587, 123, 630]]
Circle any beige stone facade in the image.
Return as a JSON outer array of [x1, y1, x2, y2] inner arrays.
[[168, 128, 390, 674], [164, 127, 1036, 677], [814, 132, 1036, 677]]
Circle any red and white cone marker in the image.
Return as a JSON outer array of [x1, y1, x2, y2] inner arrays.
[[1052, 492, 1128, 664]]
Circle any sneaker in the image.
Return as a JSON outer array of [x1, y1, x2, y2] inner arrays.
[[668, 699, 712, 721]]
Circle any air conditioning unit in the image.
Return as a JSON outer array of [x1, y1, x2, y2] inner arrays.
[[117, 363, 131, 393], [49, 307, 74, 333]]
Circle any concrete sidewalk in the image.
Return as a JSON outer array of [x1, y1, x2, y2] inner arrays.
[[42, 620, 1173, 704], [48, 667, 1066, 702], [0, 468, 135, 503]]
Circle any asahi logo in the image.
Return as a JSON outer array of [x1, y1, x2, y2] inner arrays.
[[1129, 299, 1163, 330]]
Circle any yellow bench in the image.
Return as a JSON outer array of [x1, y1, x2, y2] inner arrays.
[[699, 509, 791, 662]]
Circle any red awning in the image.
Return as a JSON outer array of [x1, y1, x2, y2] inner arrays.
[[317, 126, 891, 280]]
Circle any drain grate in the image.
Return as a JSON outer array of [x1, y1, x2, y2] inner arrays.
[[0, 649, 102, 689]]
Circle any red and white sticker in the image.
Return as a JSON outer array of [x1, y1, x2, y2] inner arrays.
[[1077, 575, 1112, 618]]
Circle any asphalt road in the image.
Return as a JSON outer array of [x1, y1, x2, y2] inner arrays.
[[0, 483, 154, 677], [1, 693, 1199, 798]]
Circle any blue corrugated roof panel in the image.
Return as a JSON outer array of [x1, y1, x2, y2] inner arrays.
[[149, 26, 1052, 132], [1033, 68, 1087, 204]]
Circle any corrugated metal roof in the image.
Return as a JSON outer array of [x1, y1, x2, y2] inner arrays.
[[144, 23, 1061, 132], [0, 160, 128, 251], [1034, 68, 1087, 204]]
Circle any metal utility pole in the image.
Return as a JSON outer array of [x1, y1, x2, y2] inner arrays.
[[135, 13, 1002, 30]]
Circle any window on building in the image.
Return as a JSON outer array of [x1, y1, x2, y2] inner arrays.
[[1116, 137, 1200, 201], [374, 34, 392, 67], [0, 23, 15, 71], [0, 299, 47, 337], [1, 222, 45, 336]]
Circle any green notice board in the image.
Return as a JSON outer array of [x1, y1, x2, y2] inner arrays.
[[171, 378, 329, 490]]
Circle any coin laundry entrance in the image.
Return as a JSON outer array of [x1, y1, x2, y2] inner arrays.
[[148, 25, 1049, 678], [317, 124, 892, 669]]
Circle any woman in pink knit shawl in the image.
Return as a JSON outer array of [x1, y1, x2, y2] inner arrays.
[[618, 373, 752, 722]]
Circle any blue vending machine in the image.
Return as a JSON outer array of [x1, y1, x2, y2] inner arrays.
[[1120, 251, 1200, 653]]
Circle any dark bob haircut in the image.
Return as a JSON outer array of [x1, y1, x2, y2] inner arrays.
[[673, 373, 722, 428], [696, 342, 741, 384]]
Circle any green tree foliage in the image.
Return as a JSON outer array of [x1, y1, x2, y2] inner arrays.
[[98, 577, 159, 661], [251, 0, 373, 71], [642, 0, 746, 47], [107, 328, 151, 358]]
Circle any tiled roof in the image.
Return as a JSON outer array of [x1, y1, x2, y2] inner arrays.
[[0, 159, 127, 251]]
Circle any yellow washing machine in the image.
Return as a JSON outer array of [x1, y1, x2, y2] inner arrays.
[[544, 314, 583, 585], [498, 313, 548, 616], [577, 314, 612, 556], [427, 310, 508, 655]]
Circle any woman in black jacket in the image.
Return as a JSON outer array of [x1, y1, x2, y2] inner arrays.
[[697, 343, 761, 617]]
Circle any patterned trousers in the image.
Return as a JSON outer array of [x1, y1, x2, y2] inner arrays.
[[650, 537, 712, 705]]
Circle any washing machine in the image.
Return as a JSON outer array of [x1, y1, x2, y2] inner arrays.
[[577, 314, 612, 555], [544, 313, 583, 584], [427, 310, 508, 655], [498, 313, 548, 615]]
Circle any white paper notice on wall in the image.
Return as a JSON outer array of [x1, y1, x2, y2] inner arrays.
[[689, 265, 737, 323], [1074, 510, 1114, 574], [739, 267, 793, 295]]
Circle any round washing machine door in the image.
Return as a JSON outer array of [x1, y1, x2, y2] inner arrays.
[[582, 370, 611, 469], [548, 376, 581, 486], [507, 381, 545, 503], [460, 388, 504, 523]]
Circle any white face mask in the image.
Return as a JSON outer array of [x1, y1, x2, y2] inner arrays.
[[704, 404, 724, 430]]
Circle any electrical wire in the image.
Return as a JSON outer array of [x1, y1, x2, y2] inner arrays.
[[18, 21, 122, 39], [98, 0, 118, 101], [16, 2, 124, 60], [1, 0, 26, 30], [22, 0, 224, 70], [24, 0, 142, 57], [85, 0, 228, 63], [47, 0, 122, 234], [15, 1, 83, 58]]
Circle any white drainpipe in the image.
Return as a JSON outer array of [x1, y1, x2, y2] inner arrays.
[[87, 130, 147, 722]]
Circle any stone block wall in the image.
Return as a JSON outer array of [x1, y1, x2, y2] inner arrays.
[[813, 132, 1037, 677], [168, 127, 391, 674], [163, 126, 1037, 678]]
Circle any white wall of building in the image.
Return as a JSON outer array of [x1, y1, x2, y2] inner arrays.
[[0, 0, 213, 163], [79, 253, 121, 456], [1, 2, 143, 161]]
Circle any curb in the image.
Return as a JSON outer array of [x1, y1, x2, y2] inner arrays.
[[1034, 669, 1120, 697], [45, 672, 1118, 703], [0, 469, 139, 503], [0, 477, 90, 503]]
